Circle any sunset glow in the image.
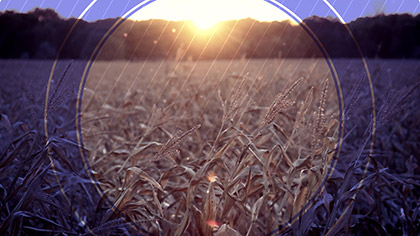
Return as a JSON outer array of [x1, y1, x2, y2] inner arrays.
[[131, 0, 294, 28]]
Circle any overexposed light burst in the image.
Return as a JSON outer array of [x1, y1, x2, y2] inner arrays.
[[206, 219, 220, 228], [207, 171, 218, 183], [131, 0, 295, 30]]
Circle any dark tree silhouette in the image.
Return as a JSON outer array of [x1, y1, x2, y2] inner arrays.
[[0, 8, 419, 60]]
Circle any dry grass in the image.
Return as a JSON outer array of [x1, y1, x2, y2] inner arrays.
[[0, 59, 419, 235], [80, 59, 335, 235]]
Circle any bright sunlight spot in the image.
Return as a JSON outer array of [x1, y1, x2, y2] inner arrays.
[[207, 171, 218, 183], [193, 18, 218, 30], [131, 0, 295, 27]]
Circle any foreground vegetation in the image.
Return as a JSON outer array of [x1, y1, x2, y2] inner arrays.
[[0, 59, 419, 235]]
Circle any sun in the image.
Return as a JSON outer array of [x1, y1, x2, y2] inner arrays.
[[192, 18, 218, 30], [188, 0, 222, 30]]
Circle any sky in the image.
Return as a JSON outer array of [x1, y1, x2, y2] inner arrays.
[[130, 0, 294, 29], [0, 0, 420, 25]]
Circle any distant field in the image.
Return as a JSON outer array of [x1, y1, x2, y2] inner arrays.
[[0, 59, 419, 235]]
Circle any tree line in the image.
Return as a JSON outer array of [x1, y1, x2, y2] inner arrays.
[[1, 8, 419, 60]]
